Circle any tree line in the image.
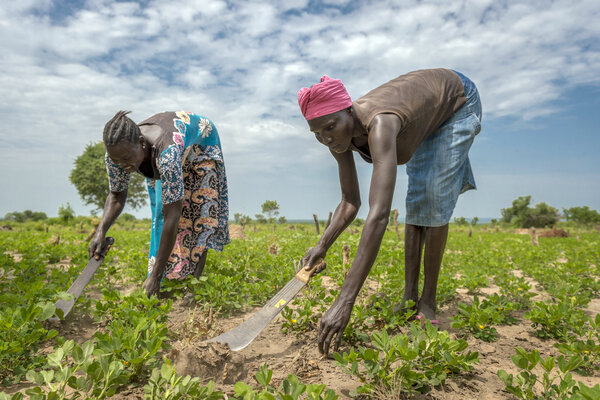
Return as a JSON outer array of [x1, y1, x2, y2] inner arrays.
[[3, 141, 600, 229]]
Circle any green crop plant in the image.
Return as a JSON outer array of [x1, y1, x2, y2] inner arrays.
[[554, 314, 600, 375], [335, 324, 478, 397], [494, 273, 536, 309], [19, 339, 128, 400], [232, 363, 338, 400], [525, 296, 588, 341], [0, 301, 58, 385], [450, 294, 519, 342], [144, 359, 223, 400], [498, 347, 600, 400]]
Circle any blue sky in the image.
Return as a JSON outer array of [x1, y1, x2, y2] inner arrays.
[[0, 0, 599, 221]]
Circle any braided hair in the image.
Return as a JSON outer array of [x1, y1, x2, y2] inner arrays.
[[103, 111, 142, 146]]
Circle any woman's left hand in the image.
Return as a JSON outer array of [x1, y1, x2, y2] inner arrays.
[[142, 274, 161, 298], [318, 297, 354, 355]]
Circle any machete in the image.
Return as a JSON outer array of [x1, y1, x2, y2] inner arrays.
[[50, 237, 114, 321], [207, 260, 324, 351]]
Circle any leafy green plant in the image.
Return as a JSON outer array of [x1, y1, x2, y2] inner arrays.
[[335, 324, 478, 396], [232, 364, 338, 400], [22, 339, 128, 400], [498, 347, 600, 399], [554, 314, 600, 375], [451, 294, 519, 342], [143, 359, 223, 400], [0, 301, 58, 384], [525, 296, 588, 340], [494, 274, 537, 308]]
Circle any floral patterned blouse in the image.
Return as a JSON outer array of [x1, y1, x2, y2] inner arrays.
[[105, 111, 217, 205]]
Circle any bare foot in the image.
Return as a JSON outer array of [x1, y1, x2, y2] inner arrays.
[[417, 301, 437, 321]]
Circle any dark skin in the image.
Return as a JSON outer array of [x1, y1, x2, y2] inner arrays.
[[88, 124, 207, 298], [302, 107, 449, 355]]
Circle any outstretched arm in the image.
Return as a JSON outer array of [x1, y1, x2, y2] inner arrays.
[[142, 199, 183, 297], [302, 149, 361, 267], [318, 113, 401, 354], [89, 190, 127, 259]]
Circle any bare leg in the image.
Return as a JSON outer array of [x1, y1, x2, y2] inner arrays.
[[193, 251, 208, 279], [394, 224, 426, 313], [418, 224, 449, 320]]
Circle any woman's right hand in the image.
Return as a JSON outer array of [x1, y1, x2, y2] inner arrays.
[[301, 245, 327, 276], [88, 234, 106, 260]]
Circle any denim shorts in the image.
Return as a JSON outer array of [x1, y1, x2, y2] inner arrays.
[[404, 70, 482, 227]]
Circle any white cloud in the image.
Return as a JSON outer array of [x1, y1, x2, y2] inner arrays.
[[0, 0, 599, 218]]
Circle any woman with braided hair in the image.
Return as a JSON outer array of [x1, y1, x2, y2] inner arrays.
[[89, 111, 230, 297]]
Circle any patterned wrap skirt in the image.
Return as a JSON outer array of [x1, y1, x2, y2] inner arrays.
[[147, 143, 230, 280]]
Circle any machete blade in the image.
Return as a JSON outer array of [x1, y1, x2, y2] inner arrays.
[[207, 260, 322, 351], [50, 237, 114, 321]]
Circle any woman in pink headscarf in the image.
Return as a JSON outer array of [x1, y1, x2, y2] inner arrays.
[[298, 70, 482, 355]]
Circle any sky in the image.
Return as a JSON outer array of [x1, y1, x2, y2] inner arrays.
[[0, 0, 599, 221]]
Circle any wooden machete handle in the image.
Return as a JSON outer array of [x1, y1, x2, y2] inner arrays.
[[102, 237, 115, 257], [295, 259, 325, 283]]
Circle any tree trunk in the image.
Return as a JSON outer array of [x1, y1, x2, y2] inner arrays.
[[313, 214, 320, 235]]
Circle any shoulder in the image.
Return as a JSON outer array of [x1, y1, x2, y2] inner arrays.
[[368, 114, 401, 152]]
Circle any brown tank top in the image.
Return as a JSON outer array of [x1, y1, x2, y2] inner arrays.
[[352, 68, 466, 163]]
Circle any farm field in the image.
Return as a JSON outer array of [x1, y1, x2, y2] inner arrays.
[[1, 221, 600, 399]]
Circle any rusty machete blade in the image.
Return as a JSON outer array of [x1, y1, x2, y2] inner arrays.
[[50, 237, 114, 321], [207, 261, 322, 351]]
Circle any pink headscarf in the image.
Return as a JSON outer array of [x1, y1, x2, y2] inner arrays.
[[297, 75, 352, 120]]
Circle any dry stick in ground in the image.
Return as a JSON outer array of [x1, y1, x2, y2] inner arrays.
[[391, 209, 402, 241], [530, 228, 539, 246], [313, 214, 320, 235], [468, 228, 472, 237], [85, 226, 97, 242], [342, 245, 351, 279], [325, 211, 332, 229]]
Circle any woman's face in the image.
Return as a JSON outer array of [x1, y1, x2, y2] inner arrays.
[[106, 140, 145, 172], [307, 108, 354, 153]]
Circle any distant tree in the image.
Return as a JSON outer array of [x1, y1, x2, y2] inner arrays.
[[233, 213, 243, 224], [240, 214, 251, 226], [261, 200, 280, 223], [563, 206, 600, 226], [4, 210, 47, 222], [501, 196, 532, 226], [233, 213, 251, 227], [529, 202, 559, 228], [471, 216, 479, 226], [501, 196, 559, 228], [58, 203, 75, 223], [255, 214, 267, 224], [69, 142, 147, 212], [352, 218, 365, 226], [278, 216, 287, 224], [118, 213, 137, 222], [453, 216, 469, 226]]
